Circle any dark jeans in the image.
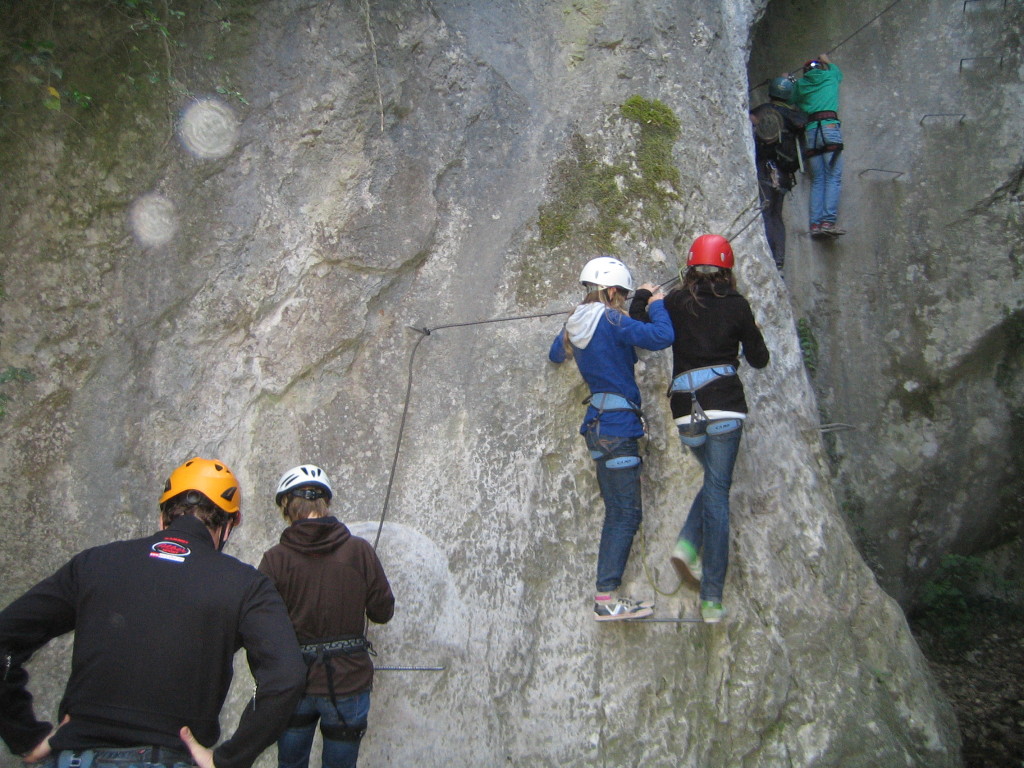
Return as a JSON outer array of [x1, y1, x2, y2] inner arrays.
[[584, 430, 643, 593], [40, 748, 195, 768], [758, 172, 789, 270], [277, 692, 371, 768]]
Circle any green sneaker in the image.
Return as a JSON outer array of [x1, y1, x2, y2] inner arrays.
[[670, 538, 702, 588], [700, 600, 725, 624]]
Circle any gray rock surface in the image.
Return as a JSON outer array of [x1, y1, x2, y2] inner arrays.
[[0, 1, 962, 766], [750, 0, 1024, 604]]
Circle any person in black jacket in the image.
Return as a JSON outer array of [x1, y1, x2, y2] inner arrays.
[[259, 464, 394, 768], [0, 457, 307, 768], [630, 235, 769, 623], [750, 77, 808, 273]]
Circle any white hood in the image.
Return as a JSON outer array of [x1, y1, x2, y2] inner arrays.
[[565, 303, 606, 350]]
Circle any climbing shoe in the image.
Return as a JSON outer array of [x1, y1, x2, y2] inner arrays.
[[670, 539, 702, 588], [700, 600, 725, 624], [593, 596, 654, 622], [809, 222, 824, 238], [820, 221, 846, 236]]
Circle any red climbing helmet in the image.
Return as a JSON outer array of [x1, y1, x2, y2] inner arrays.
[[687, 234, 734, 270]]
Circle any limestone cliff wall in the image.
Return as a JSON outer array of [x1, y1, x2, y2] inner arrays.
[[0, 1, 960, 766]]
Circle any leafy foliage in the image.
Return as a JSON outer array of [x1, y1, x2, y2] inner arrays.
[[912, 554, 1018, 656], [796, 317, 818, 375]]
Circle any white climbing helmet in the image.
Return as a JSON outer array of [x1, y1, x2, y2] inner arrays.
[[275, 464, 333, 507], [579, 256, 634, 292]]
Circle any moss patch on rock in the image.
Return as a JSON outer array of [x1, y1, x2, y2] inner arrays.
[[518, 95, 682, 306]]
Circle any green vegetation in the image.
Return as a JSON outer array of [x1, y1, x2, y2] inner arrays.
[[0, 0, 249, 132], [619, 94, 681, 222], [523, 95, 683, 304], [911, 553, 1017, 656], [0, 366, 34, 420], [796, 318, 819, 376], [537, 95, 682, 253]]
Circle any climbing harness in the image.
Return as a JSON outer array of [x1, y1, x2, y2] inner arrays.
[[297, 633, 375, 730], [667, 364, 738, 445], [583, 391, 646, 441], [804, 115, 844, 168]]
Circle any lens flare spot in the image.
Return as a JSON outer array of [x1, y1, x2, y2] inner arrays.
[[129, 193, 178, 247], [178, 98, 239, 160]]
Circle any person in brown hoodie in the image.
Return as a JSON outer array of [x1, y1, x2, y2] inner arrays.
[[258, 464, 395, 768]]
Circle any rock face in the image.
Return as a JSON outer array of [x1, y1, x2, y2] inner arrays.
[[0, 1, 961, 766], [749, 0, 1024, 604]]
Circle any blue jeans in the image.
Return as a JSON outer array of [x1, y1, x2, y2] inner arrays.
[[277, 692, 371, 768], [807, 123, 843, 226], [677, 420, 743, 602], [585, 430, 643, 593]]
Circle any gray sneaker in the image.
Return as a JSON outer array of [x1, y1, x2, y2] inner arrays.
[[593, 597, 654, 622]]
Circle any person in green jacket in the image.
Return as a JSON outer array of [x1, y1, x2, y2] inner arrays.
[[790, 53, 845, 238]]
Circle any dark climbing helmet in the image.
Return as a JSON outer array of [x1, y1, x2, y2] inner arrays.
[[275, 464, 333, 507], [687, 234, 735, 270], [768, 77, 794, 101], [803, 59, 828, 72], [159, 457, 241, 517]]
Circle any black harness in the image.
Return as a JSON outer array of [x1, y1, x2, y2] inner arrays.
[[291, 634, 375, 742], [803, 111, 844, 162]]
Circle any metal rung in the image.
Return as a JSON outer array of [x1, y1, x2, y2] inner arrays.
[[960, 56, 1004, 71], [819, 422, 856, 433], [857, 168, 904, 179], [919, 113, 966, 125], [375, 665, 446, 671], [963, 0, 1006, 12], [629, 617, 705, 623]]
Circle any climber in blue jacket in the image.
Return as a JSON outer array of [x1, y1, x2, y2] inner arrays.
[[549, 256, 673, 621]]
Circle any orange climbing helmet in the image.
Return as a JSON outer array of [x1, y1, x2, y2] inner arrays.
[[159, 457, 241, 517], [687, 234, 734, 270]]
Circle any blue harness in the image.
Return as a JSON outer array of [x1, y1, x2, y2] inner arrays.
[[669, 365, 740, 445]]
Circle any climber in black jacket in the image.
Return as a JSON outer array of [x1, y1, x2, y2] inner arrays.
[[631, 235, 769, 623], [0, 457, 307, 768]]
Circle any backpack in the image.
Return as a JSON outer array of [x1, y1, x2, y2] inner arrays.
[[754, 106, 803, 174]]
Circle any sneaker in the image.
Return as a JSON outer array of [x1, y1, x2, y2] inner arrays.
[[619, 594, 655, 611], [670, 539, 702, 588], [593, 596, 654, 622], [809, 222, 824, 237], [700, 600, 725, 624], [819, 221, 846, 236]]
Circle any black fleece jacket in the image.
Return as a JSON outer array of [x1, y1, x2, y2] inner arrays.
[[631, 284, 769, 419], [0, 515, 306, 768]]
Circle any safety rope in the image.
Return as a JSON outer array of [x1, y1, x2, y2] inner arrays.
[[750, 0, 910, 93], [370, 309, 568, 551]]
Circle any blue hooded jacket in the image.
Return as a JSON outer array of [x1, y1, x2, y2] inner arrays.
[[549, 299, 673, 437]]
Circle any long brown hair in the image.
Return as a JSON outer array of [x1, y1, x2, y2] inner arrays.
[[677, 267, 736, 317]]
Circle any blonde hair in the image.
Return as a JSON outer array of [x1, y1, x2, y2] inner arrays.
[[562, 285, 626, 357]]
